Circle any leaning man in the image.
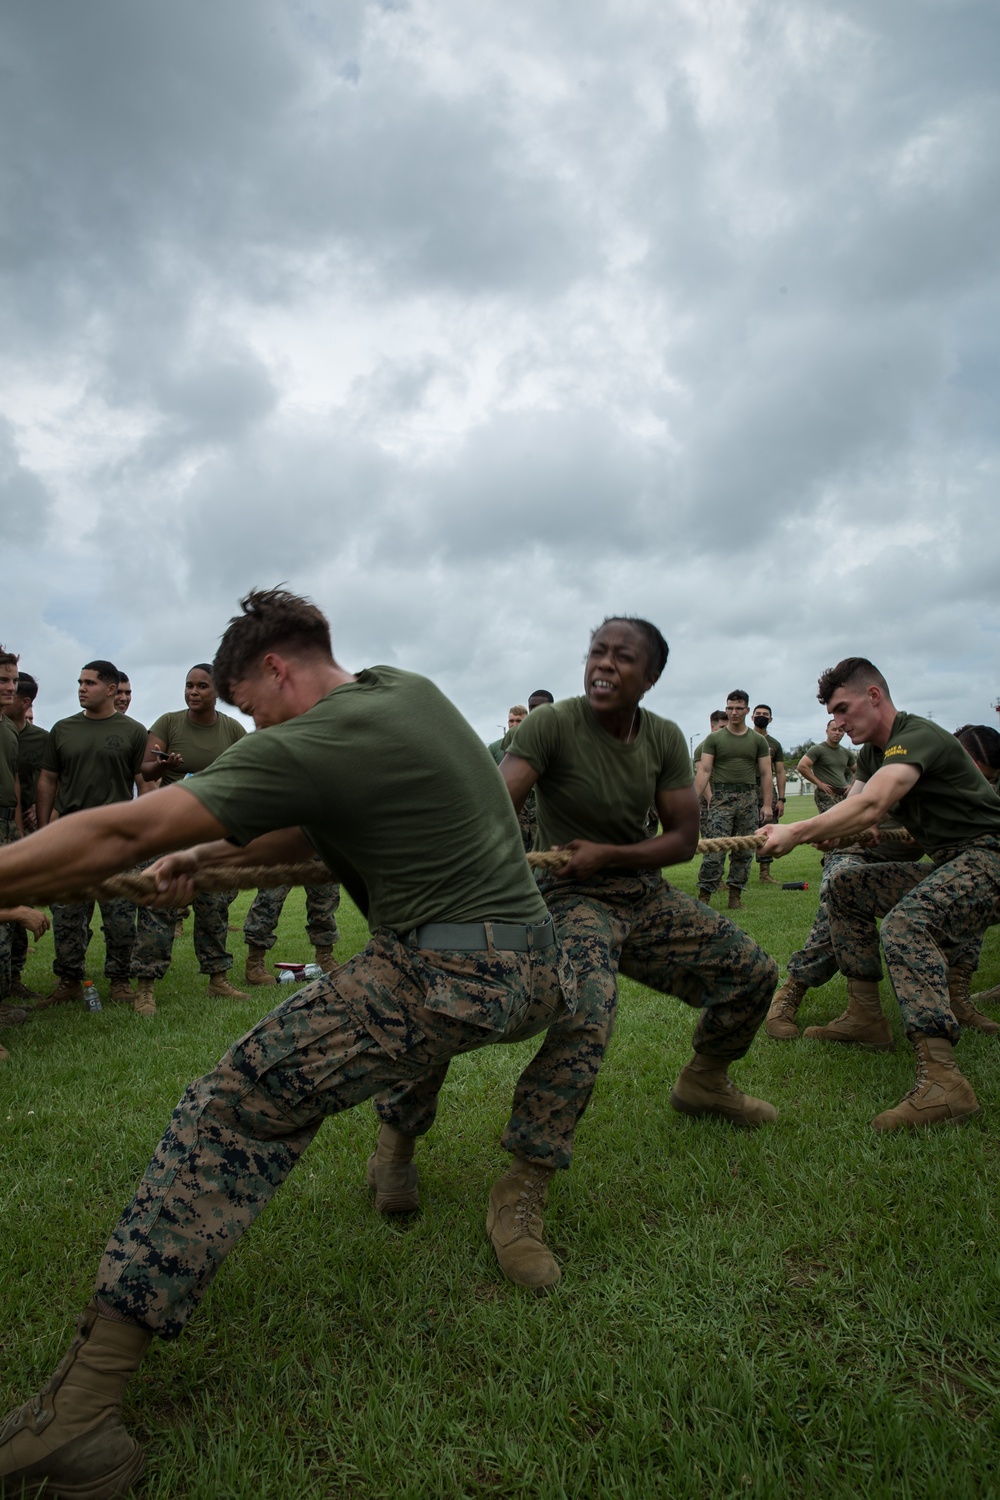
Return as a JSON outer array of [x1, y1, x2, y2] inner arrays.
[[761, 656, 1000, 1131], [0, 587, 572, 1499]]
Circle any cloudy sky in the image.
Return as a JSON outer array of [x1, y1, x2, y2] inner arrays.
[[3, 0, 998, 754]]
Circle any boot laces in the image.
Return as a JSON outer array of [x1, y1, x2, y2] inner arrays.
[[513, 1173, 545, 1231], [900, 1048, 931, 1104]]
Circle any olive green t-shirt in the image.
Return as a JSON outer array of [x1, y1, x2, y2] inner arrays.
[[15, 722, 49, 812], [804, 739, 856, 790], [0, 718, 18, 808], [487, 725, 518, 768], [856, 712, 1000, 857], [507, 697, 693, 853], [148, 710, 247, 785], [42, 712, 148, 814], [183, 667, 547, 932], [701, 727, 771, 786]]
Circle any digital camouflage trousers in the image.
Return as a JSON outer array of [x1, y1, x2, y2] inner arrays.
[[825, 838, 1000, 1043], [374, 870, 777, 1171], [51, 896, 136, 981], [132, 889, 238, 979], [698, 786, 760, 892], [244, 883, 341, 951], [94, 925, 573, 1338], [813, 785, 848, 816]]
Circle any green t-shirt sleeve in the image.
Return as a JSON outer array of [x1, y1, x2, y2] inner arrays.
[[770, 738, 785, 764], [148, 714, 171, 743], [752, 731, 771, 760], [182, 734, 319, 844], [804, 743, 823, 763], [507, 705, 559, 775], [41, 730, 61, 775], [127, 721, 147, 776], [655, 723, 695, 793]]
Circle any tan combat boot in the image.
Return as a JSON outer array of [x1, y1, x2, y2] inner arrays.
[[971, 982, 1000, 1008], [10, 978, 40, 1001], [245, 947, 277, 986], [759, 867, 777, 885], [948, 965, 999, 1036], [37, 979, 85, 1009], [872, 1035, 981, 1131], [314, 945, 336, 974], [803, 978, 895, 1051], [0, 1004, 29, 1026], [765, 977, 808, 1040], [108, 979, 134, 1005], [670, 1053, 777, 1128], [727, 887, 743, 910], [208, 974, 249, 1000], [0, 1300, 151, 1499], [366, 1125, 419, 1213], [487, 1157, 561, 1289], [133, 979, 156, 1018], [698, 889, 713, 905]]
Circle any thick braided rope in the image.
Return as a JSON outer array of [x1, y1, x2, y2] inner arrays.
[[60, 825, 915, 903]]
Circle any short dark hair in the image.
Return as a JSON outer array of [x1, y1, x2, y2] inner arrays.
[[16, 672, 38, 702], [594, 617, 669, 680], [817, 657, 890, 706], [955, 724, 1000, 775], [0, 646, 18, 669], [753, 704, 772, 717], [189, 663, 214, 677], [726, 689, 749, 705], [116, 672, 130, 687], [83, 660, 119, 686], [710, 710, 728, 724], [214, 587, 333, 702], [528, 689, 554, 704]]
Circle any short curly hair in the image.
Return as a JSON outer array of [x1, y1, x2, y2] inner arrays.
[[817, 657, 890, 706], [213, 587, 333, 702]]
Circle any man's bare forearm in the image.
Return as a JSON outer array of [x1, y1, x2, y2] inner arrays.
[[0, 789, 225, 904]]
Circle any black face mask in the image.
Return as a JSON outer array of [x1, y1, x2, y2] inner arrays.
[[753, 715, 770, 730]]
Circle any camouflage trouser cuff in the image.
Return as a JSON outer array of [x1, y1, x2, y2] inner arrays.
[[243, 932, 278, 951]]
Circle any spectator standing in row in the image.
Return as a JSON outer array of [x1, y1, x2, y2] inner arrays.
[[695, 690, 772, 910], [0, 648, 24, 1027], [487, 705, 527, 766], [130, 665, 249, 1015], [797, 720, 856, 812], [751, 704, 786, 884], [2, 671, 49, 998], [36, 661, 147, 1006], [693, 709, 729, 833]]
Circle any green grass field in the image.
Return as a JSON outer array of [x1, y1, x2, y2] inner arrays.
[[3, 798, 1000, 1499]]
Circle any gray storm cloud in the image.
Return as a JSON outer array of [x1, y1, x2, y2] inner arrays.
[[2, 0, 998, 746]]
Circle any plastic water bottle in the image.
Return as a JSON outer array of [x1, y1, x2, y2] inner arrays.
[[303, 963, 323, 981], [83, 980, 103, 1012]]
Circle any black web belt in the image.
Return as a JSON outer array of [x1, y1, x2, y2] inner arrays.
[[0, 806, 17, 819], [401, 917, 556, 952]]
